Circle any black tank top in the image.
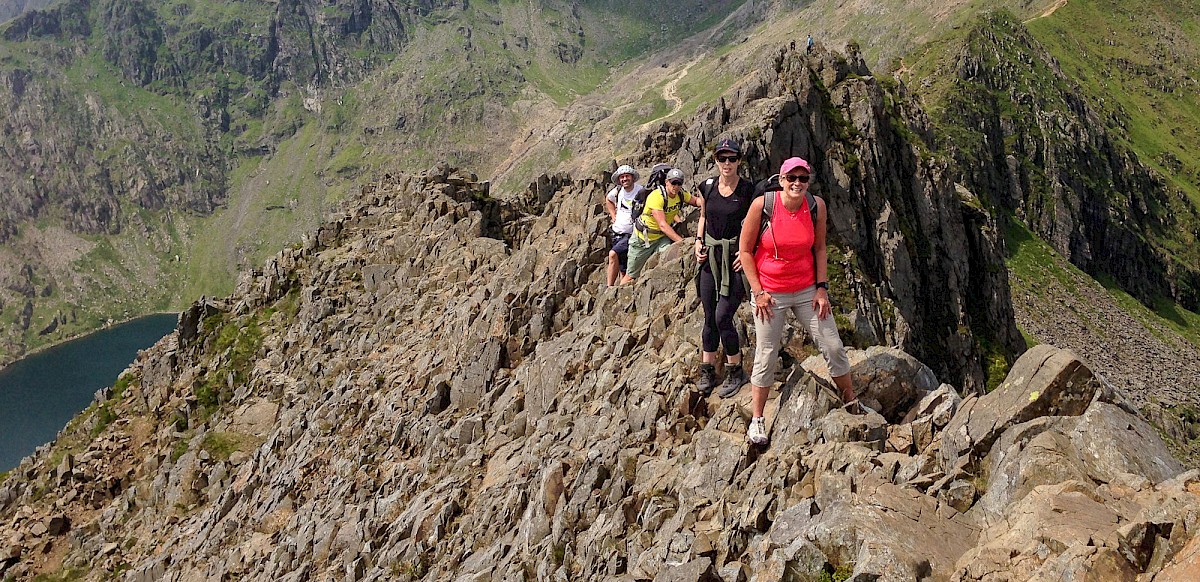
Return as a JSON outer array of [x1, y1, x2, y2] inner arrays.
[[702, 177, 756, 240]]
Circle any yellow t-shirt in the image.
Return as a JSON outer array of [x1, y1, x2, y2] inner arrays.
[[637, 187, 692, 242]]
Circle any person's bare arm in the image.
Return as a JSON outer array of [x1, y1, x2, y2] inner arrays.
[[740, 197, 774, 321], [812, 196, 831, 319]]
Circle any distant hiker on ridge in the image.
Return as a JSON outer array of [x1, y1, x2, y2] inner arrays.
[[806, 34, 814, 54], [622, 167, 702, 284], [738, 157, 859, 446], [604, 165, 644, 287], [694, 138, 756, 397]]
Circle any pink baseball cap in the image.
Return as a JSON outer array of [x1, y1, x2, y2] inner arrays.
[[780, 157, 812, 175]]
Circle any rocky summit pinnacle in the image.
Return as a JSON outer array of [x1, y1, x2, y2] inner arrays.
[[1, 164, 1199, 581]]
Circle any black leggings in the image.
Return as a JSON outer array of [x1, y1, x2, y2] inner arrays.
[[697, 261, 746, 355]]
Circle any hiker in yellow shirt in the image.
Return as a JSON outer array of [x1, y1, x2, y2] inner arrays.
[[621, 167, 702, 283]]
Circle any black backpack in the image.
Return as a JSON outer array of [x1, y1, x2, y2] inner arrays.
[[632, 163, 673, 234], [698, 177, 717, 204], [753, 174, 818, 259]]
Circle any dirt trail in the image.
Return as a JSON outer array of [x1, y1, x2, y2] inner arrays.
[[1026, 0, 1067, 22], [640, 57, 701, 131]]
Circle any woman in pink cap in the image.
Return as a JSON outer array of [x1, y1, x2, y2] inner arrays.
[[737, 157, 857, 445]]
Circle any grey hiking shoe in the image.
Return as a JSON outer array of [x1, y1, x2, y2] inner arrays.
[[697, 363, 718, 396], [747, 416, 769, 445], [717, 365, 747, 398]]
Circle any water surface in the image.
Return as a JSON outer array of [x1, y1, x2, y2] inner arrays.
[[0, 313, 178, 471]]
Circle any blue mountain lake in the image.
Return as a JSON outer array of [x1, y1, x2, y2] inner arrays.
[[0, 313, 178, 472]]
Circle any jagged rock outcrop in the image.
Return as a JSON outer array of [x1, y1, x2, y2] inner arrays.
[[616, 43, 1022, 392], [0, 168, 1196, 581], [926, 11, 1200, 310]]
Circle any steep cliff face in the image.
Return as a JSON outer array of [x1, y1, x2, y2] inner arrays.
[[915, 11, 1200, 310], [0, 166, 1197, 581], [614, 44, 1022, 391], [0, 65, 225, 237]]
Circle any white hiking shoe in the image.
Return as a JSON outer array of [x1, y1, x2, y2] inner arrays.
[[747, 416, 769, 445]]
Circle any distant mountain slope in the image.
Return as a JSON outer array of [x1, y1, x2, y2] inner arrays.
[[0, 0, 53, 23], [0, 0, 751, 364], [907, 8, 1200, 312]]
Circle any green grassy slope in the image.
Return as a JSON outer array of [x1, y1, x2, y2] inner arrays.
[[906, 6, 1200, 314], [1026, 0, 1200, 207]]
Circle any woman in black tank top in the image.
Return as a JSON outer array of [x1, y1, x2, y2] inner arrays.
[[694, 138, 756, 398]]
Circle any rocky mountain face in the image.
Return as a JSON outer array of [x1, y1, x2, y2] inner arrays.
[[0, 0, 52, 24], [1, 159, 1198, 580], [0, 0, 748, 364], [620, 44, 1022, 392], [916, 12, 1200, 310]]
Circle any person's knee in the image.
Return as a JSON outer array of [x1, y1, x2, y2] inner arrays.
[[822, 343, 850, 377]]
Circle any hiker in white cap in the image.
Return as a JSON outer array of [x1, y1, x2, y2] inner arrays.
[[604, 165, 644, 286]]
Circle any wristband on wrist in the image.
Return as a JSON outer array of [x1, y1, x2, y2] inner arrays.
[[815, 281, 828, 290]]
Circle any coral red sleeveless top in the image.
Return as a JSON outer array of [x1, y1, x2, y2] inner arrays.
[[754, 194, 816, 293]]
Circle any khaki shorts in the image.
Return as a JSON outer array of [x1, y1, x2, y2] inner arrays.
[[626, 234, 672, 279]]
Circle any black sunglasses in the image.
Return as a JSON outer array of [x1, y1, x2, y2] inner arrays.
[[781, 174, 810, 183], [716, 155, 740, 163], [668, 179, 684, 186]]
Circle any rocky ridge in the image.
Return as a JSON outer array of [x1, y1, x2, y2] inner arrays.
[[1, 162, 1199, 580], [918, 11, 1200, 310], [602, 43, 1023, 393]]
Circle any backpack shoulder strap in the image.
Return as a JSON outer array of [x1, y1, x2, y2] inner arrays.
[[753, 191, 775, 254], [700, 178, 716, 201], [762, 191, 775, 225]]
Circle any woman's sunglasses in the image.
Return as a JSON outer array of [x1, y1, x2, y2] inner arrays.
[[781, 174, 810, 183], [668, 179, 684, 186], [716, 155, 740, 163]]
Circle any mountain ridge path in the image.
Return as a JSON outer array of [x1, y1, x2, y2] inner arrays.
[[1026, 0, 1067, 22], [640, 56, 701, 131]]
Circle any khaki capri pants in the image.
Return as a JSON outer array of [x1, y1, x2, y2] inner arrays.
[[751, 285, 850, 387]]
